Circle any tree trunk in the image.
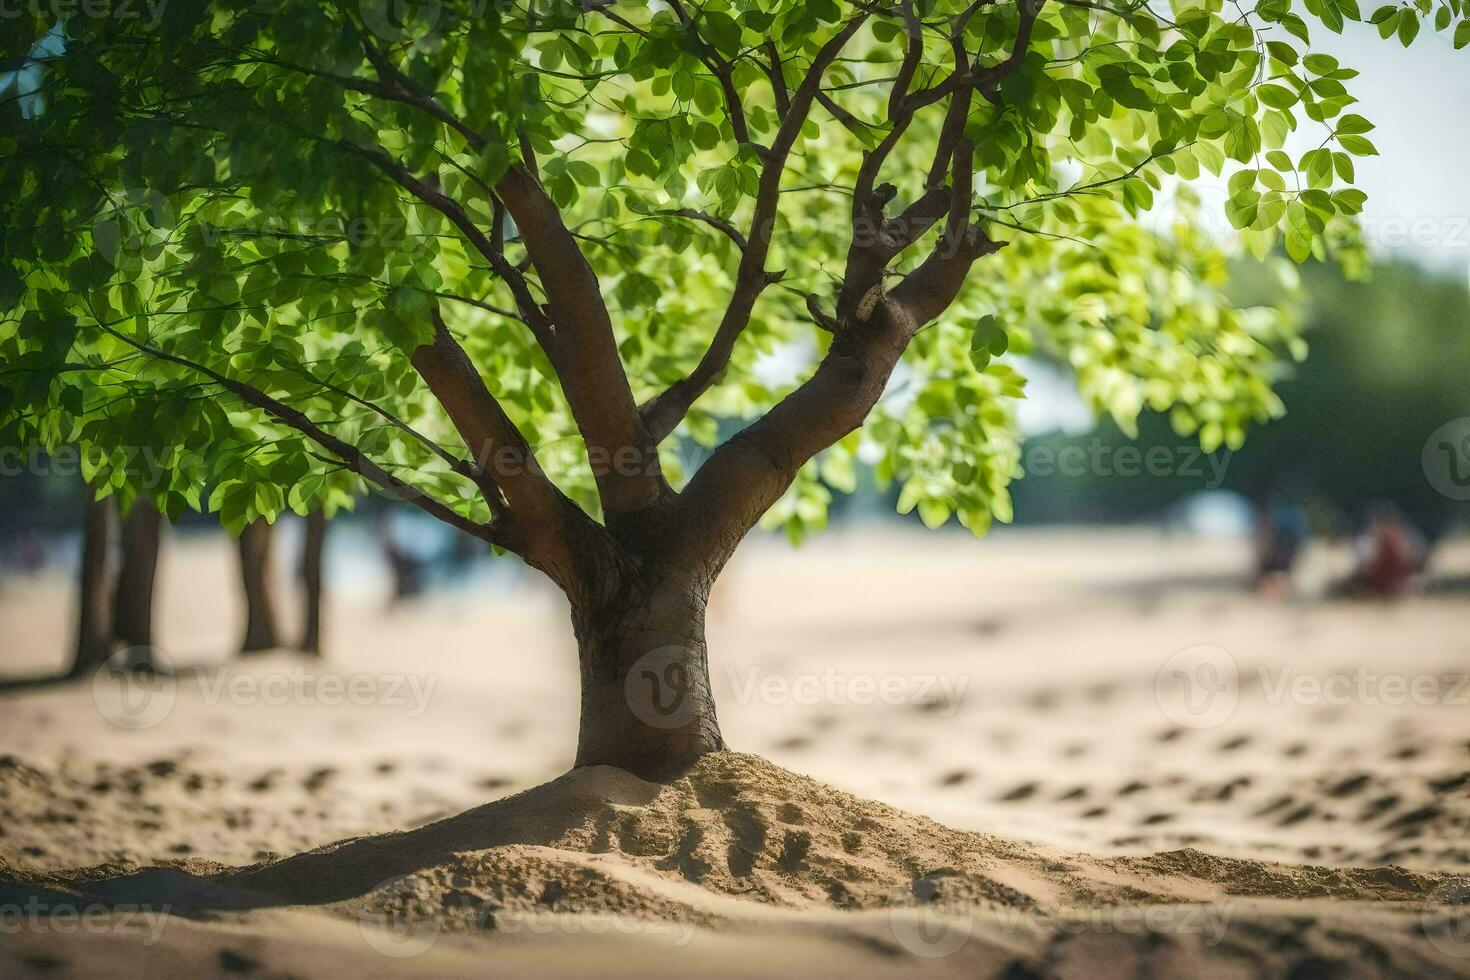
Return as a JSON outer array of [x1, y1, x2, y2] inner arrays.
[[112, 499, 162, 661], [296, 511, 327, 656], [572, 581, 724, 778], [238, 518, 279, 654], [70, 488, 116, 678]]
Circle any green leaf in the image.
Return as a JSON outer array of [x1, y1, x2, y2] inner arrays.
[[1257, 83, 1299, 109]]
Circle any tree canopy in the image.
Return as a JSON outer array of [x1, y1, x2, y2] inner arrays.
[[1, 0, 1446, 570]]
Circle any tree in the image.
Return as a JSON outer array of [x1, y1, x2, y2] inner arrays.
[[69, 485, 116, 679], [2, 0, 1449, 774], [112, 497, 163, 668], [1223, 261, 1470, 542], [237, 518, 281, 653], [298, 511, 328, 655]]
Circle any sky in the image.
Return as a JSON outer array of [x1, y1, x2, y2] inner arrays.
[[1022, 21, 1470, 437], [1287, 21, 1470, 275]]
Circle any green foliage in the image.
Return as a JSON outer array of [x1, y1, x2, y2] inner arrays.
[[0, 0, 1443, 538]]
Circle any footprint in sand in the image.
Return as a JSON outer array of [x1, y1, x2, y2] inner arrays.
[[998, 782, 1039, 802], [218, 949, 260, 973], [302, 768, 336, 793], [1278, 804, 1316, 827], [1204, 777, 1252, 802], [1358, 795, 1400, 822], [1384, 804, 1442, 833], [1327, 774, 1372, 798], [247, 770, 281, 793], [1428, 772, 1470, 794], [21, 955, 67, 974]]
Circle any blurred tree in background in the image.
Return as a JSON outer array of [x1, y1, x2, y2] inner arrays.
[[1011, 258, 1470, 541]]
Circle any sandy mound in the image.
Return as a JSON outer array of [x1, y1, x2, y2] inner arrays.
[[18, 753, 1456, 918], [5, 753, 1470, 977]]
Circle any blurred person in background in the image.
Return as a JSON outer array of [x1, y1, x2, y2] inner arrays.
[[1253, 494, 1310, 598], [1335, 503, 1426, 599]]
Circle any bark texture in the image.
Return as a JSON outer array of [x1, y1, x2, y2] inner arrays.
[[570, 572, 723, 778]]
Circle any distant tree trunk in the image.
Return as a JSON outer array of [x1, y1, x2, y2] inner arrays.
[[69, 488, 115, 678], [238, 518, 279, 654], [296, 511, 327, 656], [112, 500, 162, 665]]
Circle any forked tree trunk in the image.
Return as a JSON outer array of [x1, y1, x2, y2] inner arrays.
[[70, 487, 116, 678], [296, 511, 327, 656], [572, 580, 724, 778], [113, 499, 162, 655], [238, 518, 279, 654]]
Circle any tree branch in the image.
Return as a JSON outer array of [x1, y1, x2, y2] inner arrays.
[[92, 321, 514, 549], [262, 48, 669, 518], [638, 15, 870, 444], [651, 209, 748, 251], [496, 159, 668, 516], [409, 308, 570, 529]]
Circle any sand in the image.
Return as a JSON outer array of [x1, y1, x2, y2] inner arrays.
[[2, 526, 1469, 977]]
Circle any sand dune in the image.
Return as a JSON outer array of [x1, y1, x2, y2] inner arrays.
[[2, 528, 1469, 976], [4, 753, 1469, 978]]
